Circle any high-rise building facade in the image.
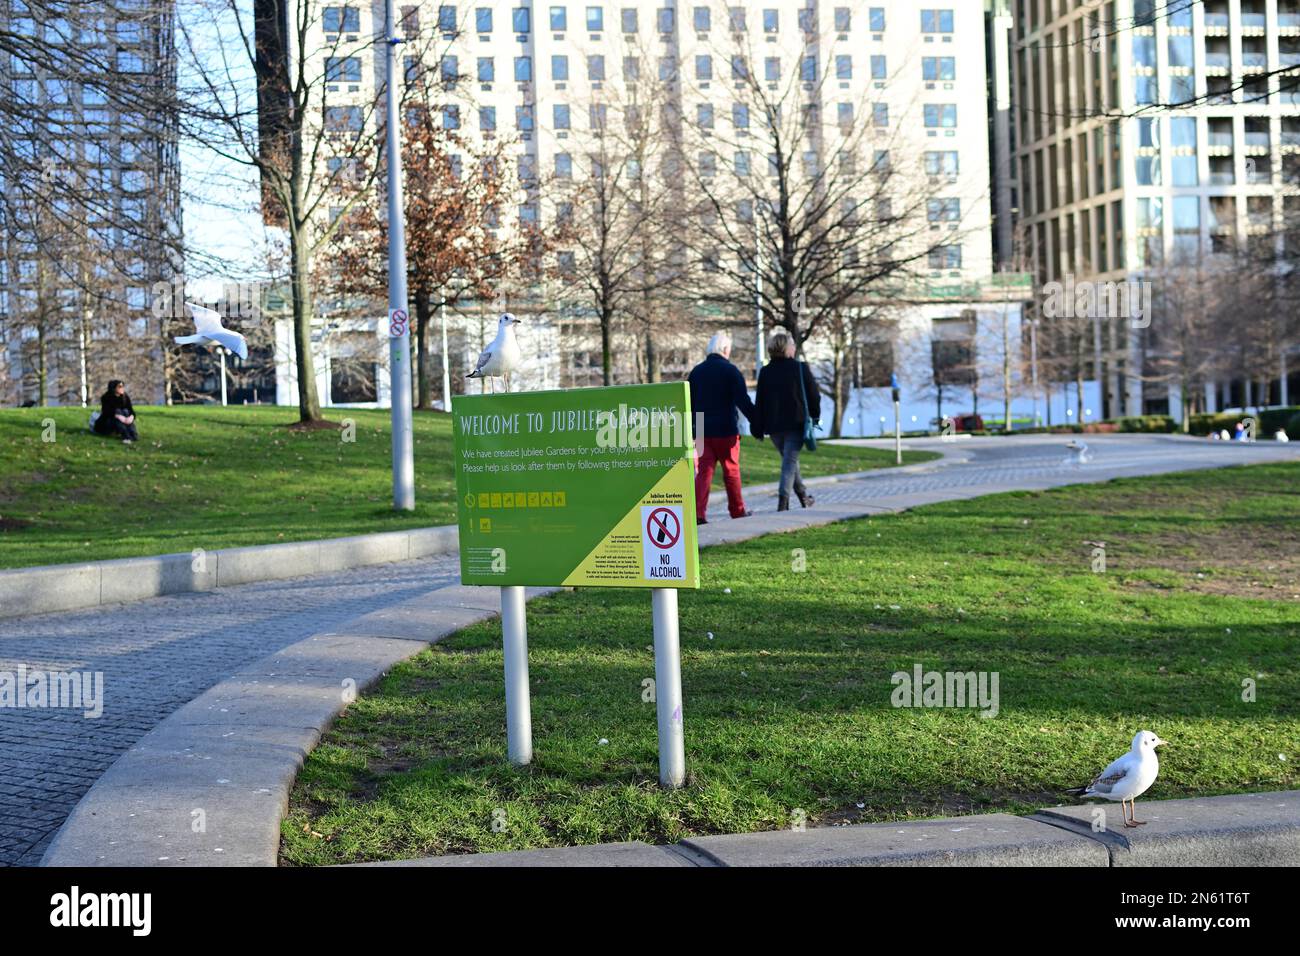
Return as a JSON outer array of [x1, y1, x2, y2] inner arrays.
[[282, 1, 1031, 429], [1005, 0, 1300, 418], [0, 0, 182, 407]]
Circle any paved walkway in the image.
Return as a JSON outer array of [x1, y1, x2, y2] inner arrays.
[[7, 433, 1298, 866]]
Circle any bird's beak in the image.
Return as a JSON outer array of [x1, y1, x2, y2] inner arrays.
[[511, 317, 522, 325], [1154, 737, 1169, 747]]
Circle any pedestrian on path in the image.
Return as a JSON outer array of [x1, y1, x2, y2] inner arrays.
[[93, 380, 139, 444], [688, 331, 757, 524], [753, 329, 819, 512]]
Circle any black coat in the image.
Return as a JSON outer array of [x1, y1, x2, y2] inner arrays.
[[687, 353, 757, 438], [753, 357, 820, 441], [95, 392, 134, 434]]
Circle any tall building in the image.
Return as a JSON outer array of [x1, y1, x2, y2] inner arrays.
[[1004, 0, 1300, 418], [0, 0, 182, 407], [278, 1, 1032, 431]]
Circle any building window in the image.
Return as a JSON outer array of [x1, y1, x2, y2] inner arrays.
[[516, 105, 534, 130], [480, 106, 496, 130], [922, 57, 954, 81], [764, 9, 779, 32], [694, 7, 710, 32], [552, 54, 569, 80], [798, 7, 815, 33], [837, 102, 854, 128], [657, 7, 673, 32], [588, 55, 605, 80], [513, 7, 531, 32], [622, 8, 638, 32], [869, 7, 885, 31], [476, 7, 492, 32], [438, 5, 457, 32], [734, 150, 751, 175], [325, 105, 363, 132], [587, 6, 604, 31], [729, 7, 746, 32], [800, 56, 816, 82], [872, 103, 889, 126], [324, 6, 361, 33], [554, 103, 571, 128], [325, 57, 361, 83], [443, 105, 460, 129], [624, 56, 640, 80], [440, 55, 458, 85], [920, 9, 954, 33], [732, 103, 749, 128], [477, 57, 494, 82], [696, 55, 712, 80], [923, 104, 957, 127], [836, 55, 852, 80], [927, 198, 960, 222], [698, 103, 714, 128], [929, 244, 961, 269], [514, 56, 532, 81], [590, 103, 607, 129], [731, 55, 748, 80], [765, 57, 780, 81], [871, 55, 886, 80], [835, 7, 851, 32], [555, 152, 573, 177], [924, 150, 959, 176], [551, 6, 567, 30]]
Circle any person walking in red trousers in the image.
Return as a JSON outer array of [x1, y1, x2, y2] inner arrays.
[[687, 331, 757, 524]]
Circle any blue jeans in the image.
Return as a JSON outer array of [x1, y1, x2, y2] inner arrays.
[[768, 431, 806, 501]]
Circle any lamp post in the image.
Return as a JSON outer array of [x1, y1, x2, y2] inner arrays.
[[385, 0, 414, 510]]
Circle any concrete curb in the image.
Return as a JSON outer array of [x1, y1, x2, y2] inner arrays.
[[39, 583, 558, 866], [342, 791, 1300, 867], [0, 525, 459, 620]]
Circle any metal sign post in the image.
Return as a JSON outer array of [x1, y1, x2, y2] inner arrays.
[[651, 588, 685, 788], [385, 0, 415, 511], [891, 372, 902, 466], [500, 585, 532, 765]]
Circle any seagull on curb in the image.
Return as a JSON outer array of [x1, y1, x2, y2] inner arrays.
[[174, 303, 249, 359], [467, 313, 522, 393], [1065, 730, 1168, 828]]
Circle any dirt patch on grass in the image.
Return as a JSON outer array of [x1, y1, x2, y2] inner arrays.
[[0, 516, 33, 531], [283, 419, 344, 432], [1112, 525, 1300, 600]]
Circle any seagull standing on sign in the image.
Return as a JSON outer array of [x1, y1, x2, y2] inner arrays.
[[468, 313, 522, 393], [1065, 730, 1168, 828]]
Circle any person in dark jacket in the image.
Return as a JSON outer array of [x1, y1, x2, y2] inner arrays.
[[752, 329, 819, 511], [687, 331, 758, 523], [94, 380, 138, 443]]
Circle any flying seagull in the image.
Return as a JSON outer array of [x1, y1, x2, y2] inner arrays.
[[1065, 730, 1168, 827], [174, 302, 249, 360], [467, 313, 522, 393]]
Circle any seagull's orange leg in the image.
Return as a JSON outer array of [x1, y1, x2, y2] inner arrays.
[[1130, 799, 1147, 826], [1122, 799, 1137, 828]]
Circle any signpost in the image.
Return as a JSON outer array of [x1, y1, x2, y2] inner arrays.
[[452, 382, 699, 787], [891, 372, 902, 465]]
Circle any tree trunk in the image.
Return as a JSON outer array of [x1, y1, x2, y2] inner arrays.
[[601, 305, 613, 386], [414, 286, 432, 409], [289, 227, 321, 421], [644, 325, 659, 383]]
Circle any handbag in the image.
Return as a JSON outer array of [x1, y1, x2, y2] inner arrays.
[[797, 361, 822, 452]]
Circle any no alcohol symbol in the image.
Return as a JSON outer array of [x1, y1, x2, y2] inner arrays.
[[646, 507, 681, 549]]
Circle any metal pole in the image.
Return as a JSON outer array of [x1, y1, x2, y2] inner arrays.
[[1029, 318, 1040, 427], [219, 349, 227, 406], [651, 588, 686, 788], [754, 222, 763, 381], [385, 0, 415, 510], [894, 397, 901, 465], [501, 586, 533, 765], [440, 299, 451, 411]]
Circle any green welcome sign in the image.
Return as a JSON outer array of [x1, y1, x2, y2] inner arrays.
[[452, 382, 700, 588]]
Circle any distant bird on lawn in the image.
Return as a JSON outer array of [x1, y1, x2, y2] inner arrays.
[[467, 313, 522, 392], [174, 302, 249, 359], [1065, 730, 1168, 827]]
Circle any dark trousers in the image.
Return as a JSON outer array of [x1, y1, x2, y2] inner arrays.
[[109, 418, 138, 441]]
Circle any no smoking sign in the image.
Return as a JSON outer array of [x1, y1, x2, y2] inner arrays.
[[389, 308, 409, 338], [641, 505, 686, 581]]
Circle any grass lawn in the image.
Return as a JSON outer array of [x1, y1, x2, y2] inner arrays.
[[280, 462, 1300, 865], [0, 405, 934, 569]]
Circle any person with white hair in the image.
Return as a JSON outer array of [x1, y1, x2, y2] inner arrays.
[[687, 330, 758, 523]]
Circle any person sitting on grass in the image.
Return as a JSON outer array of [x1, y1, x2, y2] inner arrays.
[[93, 380, 138, 444]]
